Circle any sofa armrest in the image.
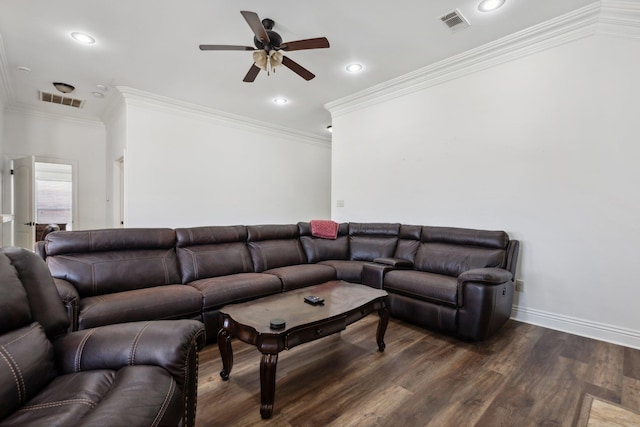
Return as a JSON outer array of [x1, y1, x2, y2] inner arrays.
[[362, 262, 393, 289], [458, 268, 513, 285], [35, 240, 46, 259], [54, 278, 79, 332], [457, 268, 513, 308], [373, 257, 414, 268], [455, 268, 514, 340], [54, 319, 206, 387]]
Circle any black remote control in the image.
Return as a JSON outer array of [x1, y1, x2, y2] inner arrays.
[[304, 295, 324, 305]]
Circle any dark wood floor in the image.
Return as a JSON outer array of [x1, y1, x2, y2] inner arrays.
[[195, 316, 640, 426]]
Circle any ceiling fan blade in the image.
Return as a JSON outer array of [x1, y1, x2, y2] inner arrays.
[[281, 56, 315, 81], [240, 11, 270, 44], [199, 45, 255, 51], [243, 64, 261, 82], [280, 37, 330, 52]]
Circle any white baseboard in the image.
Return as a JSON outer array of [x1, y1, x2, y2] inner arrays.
[[511, 305, 640, 350]]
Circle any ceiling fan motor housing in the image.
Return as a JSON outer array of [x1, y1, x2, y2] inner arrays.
[[254, 29, 282, 51]]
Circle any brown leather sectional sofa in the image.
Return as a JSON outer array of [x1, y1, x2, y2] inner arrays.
[[37, 222, 519, 341]]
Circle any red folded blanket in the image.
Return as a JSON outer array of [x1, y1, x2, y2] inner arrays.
[[310, 220, 339, 240]]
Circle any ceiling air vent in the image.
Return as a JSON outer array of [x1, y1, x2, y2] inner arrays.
[[440, 9, 470, 32], [39, 91, 85, 108]]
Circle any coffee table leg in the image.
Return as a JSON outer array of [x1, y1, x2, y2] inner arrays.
[[376, 307, 390, 352], [259, 353, 279, 419], [218, 329, 233, 380]]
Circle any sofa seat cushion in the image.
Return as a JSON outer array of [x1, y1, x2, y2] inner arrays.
[[0, 366, 181, 427], [318, 260, 366, 283], [264, 264, 336, 291], [77, 285, 202, 330], [188, 273, 282, 310], [384, 270, 458, 307]]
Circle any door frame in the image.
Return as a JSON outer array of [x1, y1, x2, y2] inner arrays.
[[3, 154, 79, 246]]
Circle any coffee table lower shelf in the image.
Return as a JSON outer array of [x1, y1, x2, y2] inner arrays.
[[216, 281, 390, 419]]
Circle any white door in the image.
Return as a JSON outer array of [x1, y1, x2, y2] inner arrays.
[[13, 156, 36, 250]]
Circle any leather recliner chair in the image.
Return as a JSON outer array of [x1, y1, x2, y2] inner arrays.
[[0, 247, 206, 426]]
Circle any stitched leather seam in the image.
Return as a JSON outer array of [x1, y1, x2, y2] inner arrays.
[[78, 295, 105, 316], [0, 349, 22, 403], [17, 398, 97, 412], [129, 322, 151, 365], [184, 334, 195, 426], [75, 329, 96, 372], [152, 376, 175, 427], [183, 248, 198, 281], [2, 325, 39, 346], [162, 250, 171, 283], [0, 327, 37, 403]]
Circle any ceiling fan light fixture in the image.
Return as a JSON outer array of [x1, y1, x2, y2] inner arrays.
[[253, 50, 268, 70], [252, 50, 283, 74], [70, 31, 96, 44], [478, 0, 505, 12], [345, 63, 363, 73]]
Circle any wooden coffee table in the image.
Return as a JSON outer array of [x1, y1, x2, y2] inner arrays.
[[217, 280, 389, 419]]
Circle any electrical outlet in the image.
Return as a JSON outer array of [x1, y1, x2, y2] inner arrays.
[[515, 280, 524, 292], [336, 199, 345, 207]]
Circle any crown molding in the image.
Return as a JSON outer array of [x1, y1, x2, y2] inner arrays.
[[5, 103, 105, 129], [0, 33, 16, 107], [326, 2, 606, 117], [117, 87, 332, 148], [598, 0, 640, 39]]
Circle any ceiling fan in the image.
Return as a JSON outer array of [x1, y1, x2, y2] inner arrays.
[[199, 11, 330, 82]]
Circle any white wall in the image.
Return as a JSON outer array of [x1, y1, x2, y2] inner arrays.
[[2, 110, 108, 232], [0, 98, 5, 242], [121, 97, 331, 228], [330, 33, 640, 348], [104, 98, 127, 227]]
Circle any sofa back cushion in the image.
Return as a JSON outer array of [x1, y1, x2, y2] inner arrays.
[[393, 224, 422, 262], [45, 229, 181, 297], [175, 226, 253, 283], [298, 222, 349, 263], [414, 226, 509, 277], [0, 251, 33, 335], [247, 224, 306, 272], [0, 323, 57, 420], [348, 223, 400, 261], [0, 247, 69, 339]]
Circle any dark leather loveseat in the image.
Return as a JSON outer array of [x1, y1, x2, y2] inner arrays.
[[36, 222, 519, 342], [0, 247, 206, 427]]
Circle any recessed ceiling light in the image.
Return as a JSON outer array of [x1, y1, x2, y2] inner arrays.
[[17, 66, 31, 73], [478, 0, 505, 12], [70, 32, 96, 44], [95, 84, 108, 92], [345, 63, 363, 73], [92, 91, 105, 98], [273, 97, 288, 105]]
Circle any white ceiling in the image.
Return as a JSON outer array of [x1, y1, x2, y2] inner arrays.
[[0, 0, 597, 138]]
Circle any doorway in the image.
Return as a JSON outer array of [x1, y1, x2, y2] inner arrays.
[[10, 156, 77, 249]]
